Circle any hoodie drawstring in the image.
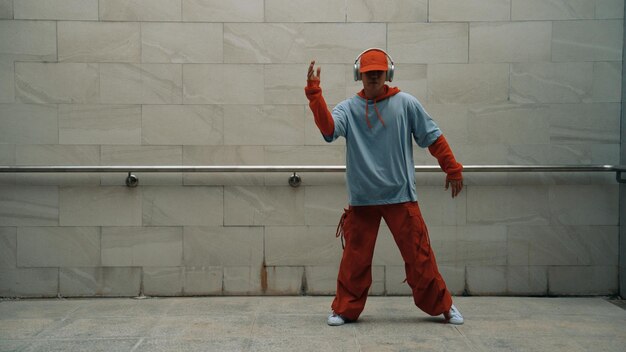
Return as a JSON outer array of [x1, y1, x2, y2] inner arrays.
[[364, 99, 386, 129]]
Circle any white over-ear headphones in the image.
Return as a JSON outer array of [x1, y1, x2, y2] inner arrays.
[[353, 48, 395, 82]]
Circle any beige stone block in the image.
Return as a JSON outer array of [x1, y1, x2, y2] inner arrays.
[[139, 64, 183, 104], [454, 143, 508, 165], [101, 227, 183, 267], [415, 187, 467, 226], [511, 63, 593, 103], [422, 104, 469, 144], [507, 225, 618, 266], [507, 145, 619, 181], [591, 144, 620, 164], [0, 268, 58, 297], [142, 105, 223, 146], [549, 185, 618, 225], [182, 0, 264, 22], [224, 105, 304, 145], [265, 64, 346, 105], [347, 0, 427, 22], [265, 266, 304, 295], [0, 144, 14, 165], [183, 226, 263, 267], [369, 266, 385, 295], [467, 104, 550, 145], [100, 145, 182, 186], [265, 226, 341, 266], [266, 0, 345, 22], [183, 266, 222, 295], [58, 21, 140, 62], [592, 62, 621, 102], [224, 186, 304, 225], [0, 21, 56, 60], [15, 0, 98, 20], [16, 63, 99, 104], [512, 0, 594, 20], [552, 20, 623, 62], [549, 266, 617, 295], [0, 227, 16, 268], [548, 103, 620, 144], [15, 145, 100, 185], [59, 187, 141, 226], [467, 186, 550, 225], [428, 64, 509, 104], [458, 226, 507, 266], [385, 265, 412, 295], [389, 64, 428, 102], [439, 265, 465, 295], [506, 266, 547, 295], [100, 0, 181, 21], [430, 0, 510, 21], [470, 22, 551, 63], [99, 64, 141, 104], [59, 267, 141, 297], [16, 145, 99, 166], [0, 0, 12, 18], [224, 23, 385, 64], [142, 186, 223, 226], [265, 146, 345, 166], [144, 267, 183, 296], [142, 23, 222, 63], [101, 145, 182, 166], [184, 145, 265, 166], [183, 64, 263, 104], [0, 104, 58, 144], [58, 104, 141, 145], [304, 186, 348, 226], [0, 56, 14, 102], [182, 145, 265, 186], [0, 186, 58, 226], [101, 63, 183, 104], [388, 23, 468, 64], [467, 266, 506, 295], [305, 266, 338, 295], [223, 266, 262, 295], [596, 0, 624, 19], [17, 227, 100, 267]]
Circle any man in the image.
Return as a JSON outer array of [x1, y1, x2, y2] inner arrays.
[[304, 48, 464, 326]]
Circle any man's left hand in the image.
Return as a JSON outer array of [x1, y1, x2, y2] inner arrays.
[[445, 179, 463, 198]]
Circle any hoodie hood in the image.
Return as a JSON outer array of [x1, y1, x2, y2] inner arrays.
[[357, 84, 401, 129]]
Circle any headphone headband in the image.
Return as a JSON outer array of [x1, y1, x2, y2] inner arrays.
[[353, 48, 395, 82]]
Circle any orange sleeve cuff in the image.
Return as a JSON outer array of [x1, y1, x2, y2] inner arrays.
[[304, 80, 334, 136], [428, 135, 463, 181]]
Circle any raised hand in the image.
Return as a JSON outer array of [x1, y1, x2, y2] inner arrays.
[[307, 60, 321, 82]]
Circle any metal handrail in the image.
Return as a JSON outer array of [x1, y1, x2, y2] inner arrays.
[[0, 164, 622, 173], [0, 164, 624, 187]]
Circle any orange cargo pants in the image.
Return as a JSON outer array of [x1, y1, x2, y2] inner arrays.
[[331, 201, 452, 321]]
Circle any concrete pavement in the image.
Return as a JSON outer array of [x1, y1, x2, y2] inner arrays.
[[1, 296, 625, 351]]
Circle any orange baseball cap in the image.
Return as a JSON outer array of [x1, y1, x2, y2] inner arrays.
[[359, 50, 388, 72]]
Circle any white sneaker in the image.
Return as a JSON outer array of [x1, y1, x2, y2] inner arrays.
[[327, 312, 346, 326], [444, 304, 464, 325]]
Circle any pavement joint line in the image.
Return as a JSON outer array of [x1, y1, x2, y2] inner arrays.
[[129, 337, 144, 352]]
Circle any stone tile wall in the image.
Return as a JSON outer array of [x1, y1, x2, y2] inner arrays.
[[0, 0, 622, 297]]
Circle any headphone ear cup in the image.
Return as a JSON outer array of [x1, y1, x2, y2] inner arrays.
[[353, 62, 360, 81], [387, 63, 394, 82]]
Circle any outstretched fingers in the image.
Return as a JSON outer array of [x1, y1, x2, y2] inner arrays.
[[308, 60, 315, 79], [308, 60, 321, 81]]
